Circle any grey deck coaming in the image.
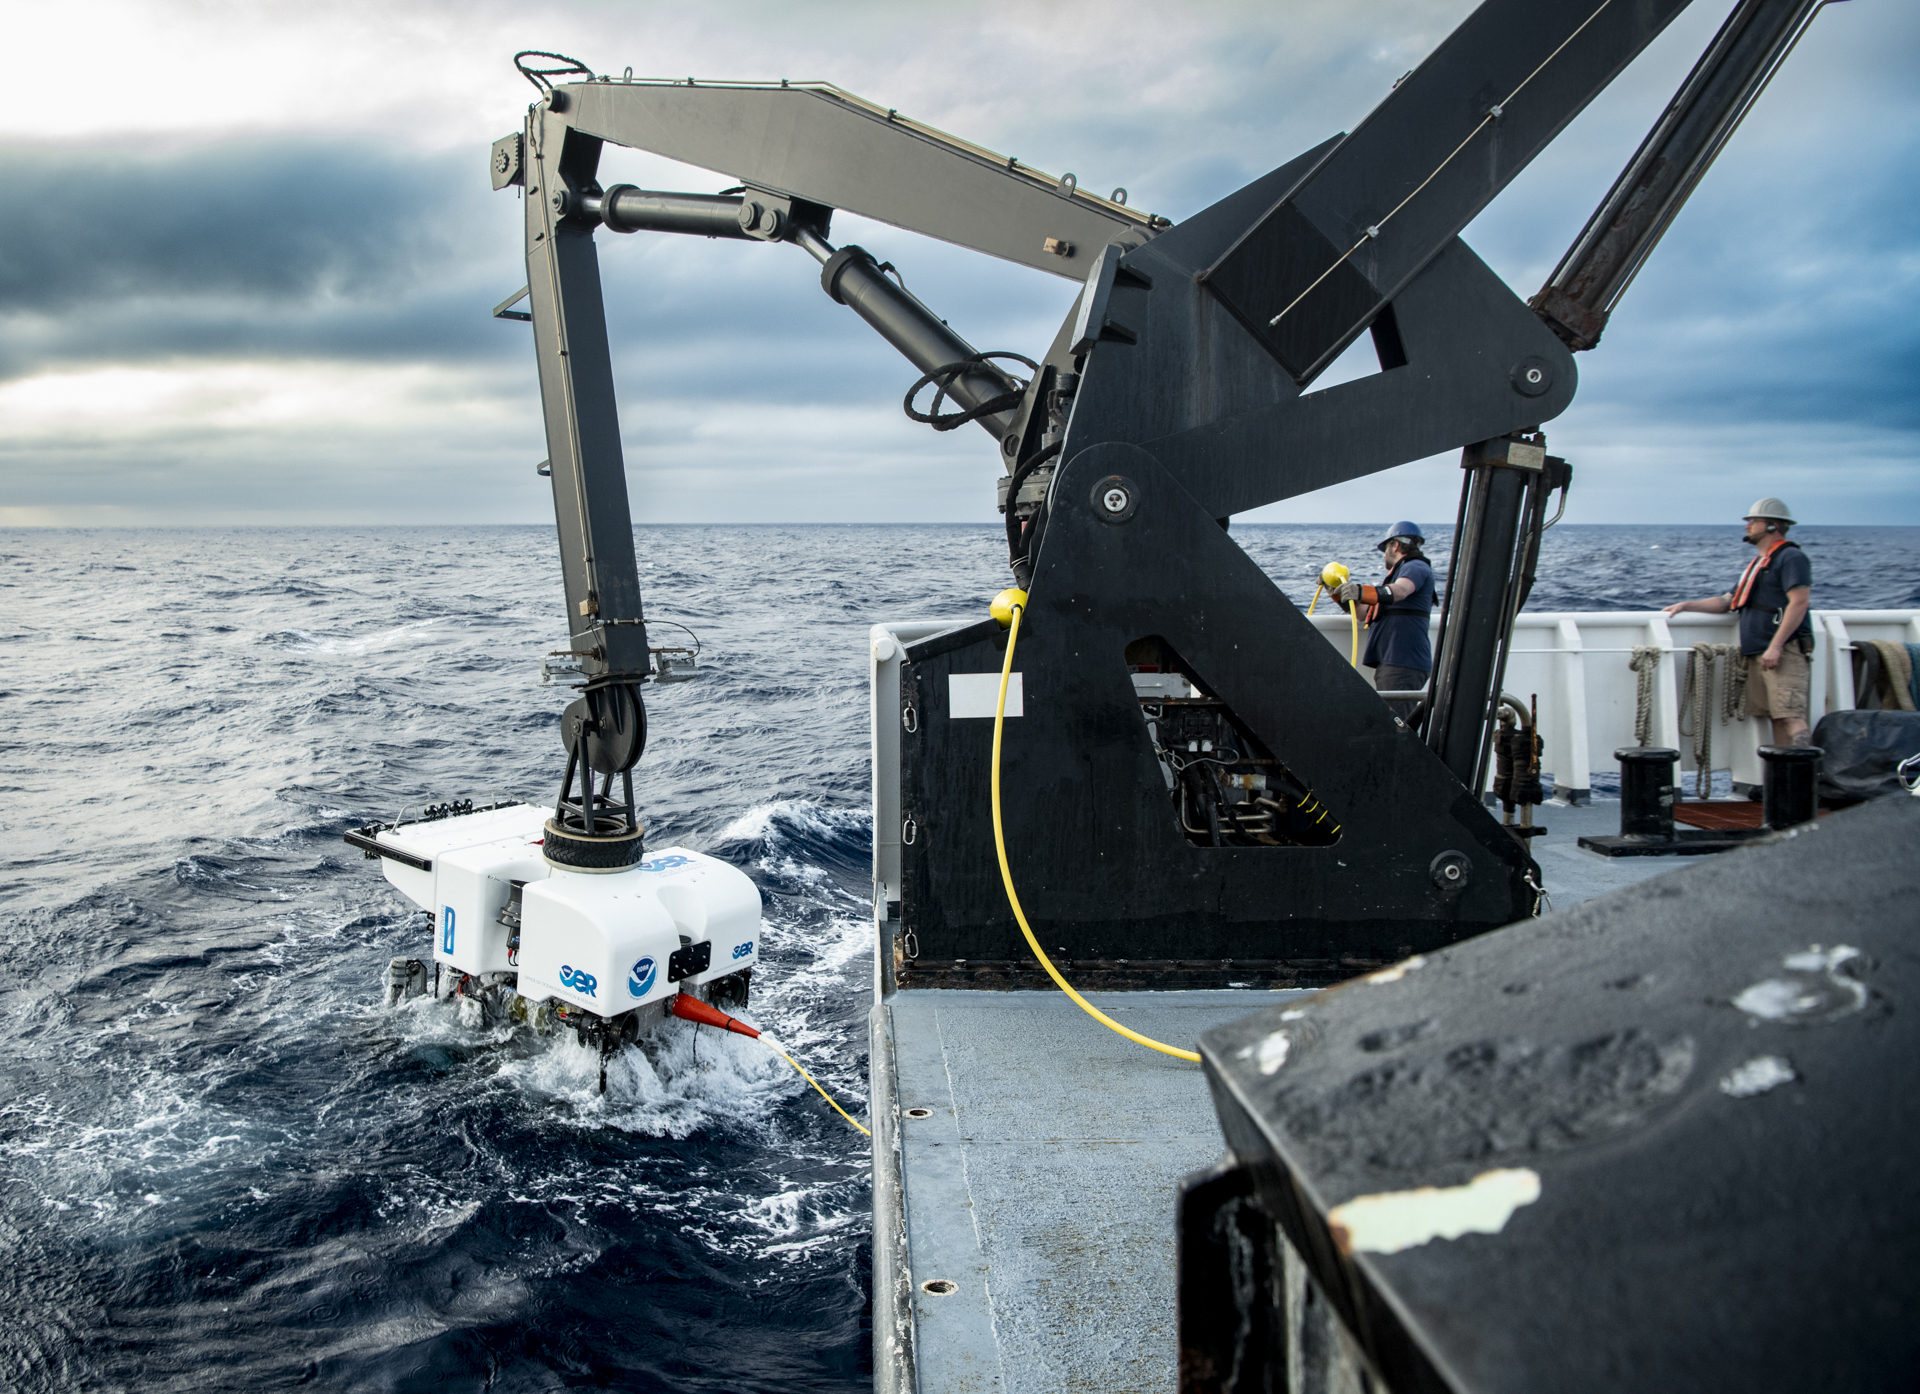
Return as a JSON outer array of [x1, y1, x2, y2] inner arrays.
[[869, 1003, 915, 1394]]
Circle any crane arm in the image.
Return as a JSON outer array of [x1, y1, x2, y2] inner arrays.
[[1531, 0, 1835, 350], [551, 79, 1160, 280], [1202, 0, 1695, 387]]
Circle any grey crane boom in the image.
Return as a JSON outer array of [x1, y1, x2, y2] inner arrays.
[[552, 79, 1159, 279]]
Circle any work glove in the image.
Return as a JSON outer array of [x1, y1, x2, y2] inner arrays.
[[1336, 582, 1378, 606]]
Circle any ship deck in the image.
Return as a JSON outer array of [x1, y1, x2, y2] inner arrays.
[[872, 797, 1695, 1394]]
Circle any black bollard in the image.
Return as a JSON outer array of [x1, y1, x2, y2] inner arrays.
[[1615, 747, 1679, 839], [1759, 745, 1822, 829]]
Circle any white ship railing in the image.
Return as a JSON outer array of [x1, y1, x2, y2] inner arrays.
[[1311, 609, 1920, 799], [870, 609, 1920, 917]]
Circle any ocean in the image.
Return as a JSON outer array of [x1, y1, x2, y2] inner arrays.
[[2, 522, 1915, 1391]]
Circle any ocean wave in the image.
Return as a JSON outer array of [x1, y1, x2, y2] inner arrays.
[[710, 799, 872, 878]]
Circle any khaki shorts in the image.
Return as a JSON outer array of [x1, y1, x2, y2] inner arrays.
[[1746, 647, 1810, 721]]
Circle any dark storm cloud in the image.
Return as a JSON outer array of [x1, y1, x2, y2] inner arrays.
[[1447, 3, 1920, 442], [1513, 124, 1920, 437], [0, 139, 484, 309], [0, 137, 520, 378], [0, 131, 1068, 415]]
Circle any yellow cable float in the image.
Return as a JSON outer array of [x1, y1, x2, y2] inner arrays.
[[986, 587, 1201, 1065]]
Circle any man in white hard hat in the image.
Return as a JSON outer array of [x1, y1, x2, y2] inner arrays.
[[1663, 498, 1813, 747]]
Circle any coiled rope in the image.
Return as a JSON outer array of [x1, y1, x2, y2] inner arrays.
[[1679, 642, 1746, 797], [514, 50, 593, 94], [1628, 645, 1661, 748]]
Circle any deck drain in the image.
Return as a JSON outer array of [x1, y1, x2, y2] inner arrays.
[[921, 1279, 958, 1296], [903, 1107, 933, 1119]]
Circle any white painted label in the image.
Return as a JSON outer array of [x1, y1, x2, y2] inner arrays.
[[1328, 1168, 1541, 1256], [1720, 1055, 1796, 1098], [948, 672, 1023, 719]]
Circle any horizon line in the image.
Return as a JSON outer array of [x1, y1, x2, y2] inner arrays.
[[0, 520, 1911, 532]]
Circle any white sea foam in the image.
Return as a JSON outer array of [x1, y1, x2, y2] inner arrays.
[[715, 798, 870, 847]]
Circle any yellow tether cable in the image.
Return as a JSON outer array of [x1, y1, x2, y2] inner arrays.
[[668, 992, 871, 1136], [989, 593, 1200, 1064], [1308, 563, 1360, 667], [768, 1042, 871, 1136]]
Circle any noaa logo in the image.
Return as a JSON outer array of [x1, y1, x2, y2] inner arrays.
[[628, 956, 658, 997], [441, 907, 455, 954], [557, 964, 598, 997], [732, 941, 754, 961], [639, 854, 695, 874]]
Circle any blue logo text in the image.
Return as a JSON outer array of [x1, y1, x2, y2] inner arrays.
[[558, 964, 599, 996], [442, 907, 455, 954], [639, 854, 695, 874], [628, 956, 658, 997], [732, 941, 754, 961]]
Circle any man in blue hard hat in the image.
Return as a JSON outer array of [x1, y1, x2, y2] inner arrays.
[[1663, 497, 1813, 748], [1338, 522, 1436, 719]]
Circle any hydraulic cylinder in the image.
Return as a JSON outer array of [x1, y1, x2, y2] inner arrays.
[[795, 228, 1021, 441], [592, 186, 754, 239]]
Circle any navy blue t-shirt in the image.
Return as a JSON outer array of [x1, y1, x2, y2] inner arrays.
[[1734, 544, 1813, 655], [1362, 558, 1436, 672]]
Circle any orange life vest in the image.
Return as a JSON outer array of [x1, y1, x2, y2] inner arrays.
[[1730, 537, 1799, 610]]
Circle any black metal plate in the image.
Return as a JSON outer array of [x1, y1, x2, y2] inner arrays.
[[667, 940, 711, 982], [1198, 794, 1920, 1394], [896, 441, 1533, 982]]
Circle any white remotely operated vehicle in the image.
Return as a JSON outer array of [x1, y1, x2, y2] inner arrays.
[[352, 798, 760, 1076]]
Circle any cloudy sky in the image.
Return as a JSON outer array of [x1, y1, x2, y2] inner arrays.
[[1, 0, 1914, 528]]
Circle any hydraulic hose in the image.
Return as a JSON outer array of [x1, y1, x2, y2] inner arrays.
[[989, 592, 1200, 1065]]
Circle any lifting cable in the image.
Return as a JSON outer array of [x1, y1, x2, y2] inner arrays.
[[988, 591, 1201, 1064], [1267, 0, 1618, 334]]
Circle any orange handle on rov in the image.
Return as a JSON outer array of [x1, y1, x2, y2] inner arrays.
[[669, 991, 761, 1037], [668, 993, 870, 1136]]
